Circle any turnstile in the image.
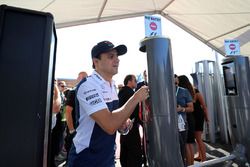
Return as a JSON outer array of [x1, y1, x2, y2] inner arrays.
[[139, 37, 183, 167], [0, 5, 56, 167], [221, 56, 250, 162], [192, 60, 228, 144]]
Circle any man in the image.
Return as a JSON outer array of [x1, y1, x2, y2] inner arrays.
[[58, 81, 67, 93], [52, 80, 62, 130], [50, 80, 62, 167], [135, 70, 148, 167], [68, 41, 149, 167], [136, 70, 148, 90], [53, 80, 68, 163], [64, 71, 88, 162], [118, 74, 143, 167]]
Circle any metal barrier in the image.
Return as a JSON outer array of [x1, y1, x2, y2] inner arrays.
[[192, 60, 228, 143], [139, 36, 183, 167]]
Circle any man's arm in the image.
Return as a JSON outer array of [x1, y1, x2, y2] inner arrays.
[[52, 84, 61, 113], [65, 90, 76, 132], [91, 86, 148, 135], [183, 88, 194, 112], [177, 102, 193, 113], [65, 106, 75, 132], [184, 102, 194, 113]]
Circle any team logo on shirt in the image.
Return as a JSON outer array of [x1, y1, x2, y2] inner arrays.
[[86, 93, 99, 101]]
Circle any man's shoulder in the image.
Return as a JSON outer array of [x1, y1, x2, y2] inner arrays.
[[178, 86, 187, 92], [119, 86, 133, 94], [118, 86, 134, 99], [78, 76, 96, 87], [77, 76, 101, 96], [136, 81, 146, 91], [67, 89, 76, 97], [120, 86, 132, 91], [177, 86, 189, 96]]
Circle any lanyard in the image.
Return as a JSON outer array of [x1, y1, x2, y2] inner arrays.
[[176, 86, 179, 97]]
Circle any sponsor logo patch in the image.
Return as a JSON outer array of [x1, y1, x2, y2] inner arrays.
[[86, 93, 99, 101], [83, 89, 96, 95], [104, 97, 111, 101], [90, 98, 102, 105]]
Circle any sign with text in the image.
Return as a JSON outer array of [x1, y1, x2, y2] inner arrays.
[[224, 39, 240, 56], [144, 15, 162, 37]]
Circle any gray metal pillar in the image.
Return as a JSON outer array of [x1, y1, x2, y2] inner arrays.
[[193, 60, 228, 144], [195, 61, 216, 143], [214, 52, 229, 144], [139, 37, 183, 167]]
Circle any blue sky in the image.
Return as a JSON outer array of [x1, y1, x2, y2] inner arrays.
[[55, 15, 221, 85]]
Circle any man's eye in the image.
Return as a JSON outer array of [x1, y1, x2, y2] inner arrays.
[[108, 54, 116, 59]]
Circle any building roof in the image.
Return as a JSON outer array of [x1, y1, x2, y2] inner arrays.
[[4, 0, 250, 57]]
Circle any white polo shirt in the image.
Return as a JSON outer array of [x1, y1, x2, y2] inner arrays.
[[73, 70, 119, 165]]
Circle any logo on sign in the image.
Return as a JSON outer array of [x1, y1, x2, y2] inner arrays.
[[224, 39, 240, 56], [150, 22, 157, 30], [144, 15, 162, 37], [229, 44, 236, 50]]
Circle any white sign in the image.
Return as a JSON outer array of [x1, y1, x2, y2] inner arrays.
[[144, 15, 162, 37], [224, 39, 240, 56]]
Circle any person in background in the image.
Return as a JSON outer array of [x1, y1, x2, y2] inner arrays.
[[193, 85, 209, 162], [178, 75, 195, 166], [54, 80, 68, 162], [64, 71, 88, 163], [175, 74, 194, 166], [135, 70, 148, 167], [50, 80, 62, 167], [68, 40, 149, 167], [52, 80, 62, 129], [118, 74, 143, 167], [117, 84, 123, 91], [58, 81, 67, 92], [136, 70, 148, 89]]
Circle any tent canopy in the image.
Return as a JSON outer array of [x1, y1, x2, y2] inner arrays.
[[2, 0, 250, 56]]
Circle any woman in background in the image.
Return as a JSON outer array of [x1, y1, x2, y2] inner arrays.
[[193, 87, 209, 162], [178, 75, 195, 166]]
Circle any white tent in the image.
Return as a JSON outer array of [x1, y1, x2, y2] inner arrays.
[[1, 0, 250, 57]]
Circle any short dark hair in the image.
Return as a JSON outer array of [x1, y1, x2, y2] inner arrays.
[[92, 54, 101, 69], [123, 75, 134, 86]]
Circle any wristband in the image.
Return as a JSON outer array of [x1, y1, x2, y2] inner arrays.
[[69, 129, 75, 134]]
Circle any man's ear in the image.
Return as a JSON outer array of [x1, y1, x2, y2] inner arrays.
[[93, 58, 99, 66]]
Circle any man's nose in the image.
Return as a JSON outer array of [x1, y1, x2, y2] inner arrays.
[[115, 56, 120, 62]]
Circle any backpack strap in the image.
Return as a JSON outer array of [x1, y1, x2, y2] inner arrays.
[[74, 77, 87, 128]]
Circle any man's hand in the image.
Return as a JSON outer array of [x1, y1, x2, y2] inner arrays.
[[118, 118, 134, 135], [134, 86, 149, 102], [177, 105, 184, 112]]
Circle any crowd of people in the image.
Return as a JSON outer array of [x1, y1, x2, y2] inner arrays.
[[175, 74, 209, 166], [50, 40, 209, 167]]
